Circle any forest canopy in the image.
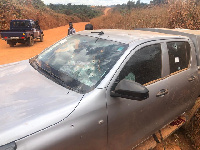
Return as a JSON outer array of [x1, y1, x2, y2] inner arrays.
[[48, 4, 104, 21]]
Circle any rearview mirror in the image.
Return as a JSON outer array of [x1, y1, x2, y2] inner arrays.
[[111, 79, 149, 100]]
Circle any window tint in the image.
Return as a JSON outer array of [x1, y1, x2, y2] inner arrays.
[[25, 21, 31, 27], [31, 22, 36, 28], [167, 41, 190, 73], [11, 21, 31, 28], [118, 44, 162, 85]]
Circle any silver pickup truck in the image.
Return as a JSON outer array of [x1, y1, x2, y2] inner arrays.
[[0, 29, 200, 150]]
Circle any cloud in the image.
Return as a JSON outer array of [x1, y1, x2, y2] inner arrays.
[[42, 0, 150, 6]]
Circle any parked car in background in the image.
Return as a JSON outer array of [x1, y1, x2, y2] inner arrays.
[[0, 19, 44, 47], [0, 29, 200, 150]]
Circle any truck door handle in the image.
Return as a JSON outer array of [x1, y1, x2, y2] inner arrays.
[[188, 76, 196, 82], [156, 89, 168, 97]]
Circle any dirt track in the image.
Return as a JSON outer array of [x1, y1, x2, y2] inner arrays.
[[0, 22, 89, 65], [103, 8, 111, 16]]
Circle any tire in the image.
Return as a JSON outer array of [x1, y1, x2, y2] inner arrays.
[[183, 97, 200, 128], [27, 36, 34, 46], [9, 43, 15, 47], [8, 41, 15, 47], [40, 34, 44, 42]]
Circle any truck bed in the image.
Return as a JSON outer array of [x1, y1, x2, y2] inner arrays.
[[0, 30, 32, 41]]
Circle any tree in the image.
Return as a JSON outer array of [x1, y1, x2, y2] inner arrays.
[[151, 0, 166, 5], [127, 0, 136, 10], [136, 0, 140, 6]]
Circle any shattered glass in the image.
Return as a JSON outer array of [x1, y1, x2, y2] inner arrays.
[[167, 41, 190, 73], [118, 44, 162, 85], [37, 35, 128, 90]]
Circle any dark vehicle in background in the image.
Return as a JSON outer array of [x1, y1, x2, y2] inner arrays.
[[0, 19, 44, 47]]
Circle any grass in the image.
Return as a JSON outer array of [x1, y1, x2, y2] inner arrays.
[[91, 0, 200, 30]]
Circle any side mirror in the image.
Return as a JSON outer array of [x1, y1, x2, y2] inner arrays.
[[111, 79, 149, 101]]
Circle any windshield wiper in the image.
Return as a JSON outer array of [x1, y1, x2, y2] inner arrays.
[[91, 31, 104, 43], [91, 31, 104, 35], [29, 58, 87, 94]]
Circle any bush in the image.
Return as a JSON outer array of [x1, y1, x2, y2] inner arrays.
[[168, 0, 200, 29], [91, 0, 200, 30]]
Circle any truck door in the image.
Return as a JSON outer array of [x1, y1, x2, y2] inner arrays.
[[165, 40, 199, 117], [106, 42, 172, 149]]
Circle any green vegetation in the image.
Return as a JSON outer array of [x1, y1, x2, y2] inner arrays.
[[32, 0, 46, 9], [115, 0, 147, 10], [48, 4, 104, 21], [112, 0, 168, 14]]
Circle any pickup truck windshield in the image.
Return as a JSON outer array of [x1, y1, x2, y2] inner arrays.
[[35, 35, 128, 93]]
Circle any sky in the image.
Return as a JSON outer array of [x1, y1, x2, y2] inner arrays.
[[42, 0, 151, 6]]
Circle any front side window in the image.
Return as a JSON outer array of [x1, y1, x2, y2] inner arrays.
[[167, 41, 190, 74], [117, 44, 162, 85], [33, 35, 128, 93]]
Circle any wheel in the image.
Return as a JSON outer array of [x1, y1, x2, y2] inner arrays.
[[8, 41, 15, 47], [27, 36, 34, 46], [9, 43, 15, 47], [183, 97, 200, 128], [40, 34, 44, 42]]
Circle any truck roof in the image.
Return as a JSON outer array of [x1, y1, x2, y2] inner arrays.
[[145, 28, 200, 35], [78, 29, 186, 44]]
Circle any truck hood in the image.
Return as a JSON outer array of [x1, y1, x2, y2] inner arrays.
[[0, 60, 84, 145]]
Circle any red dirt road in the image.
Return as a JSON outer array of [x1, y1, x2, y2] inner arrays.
[[0, 22, 89, 65]]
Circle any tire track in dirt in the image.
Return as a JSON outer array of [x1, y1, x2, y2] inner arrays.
[[103, 7, 111, 16], [0, 22, 89, 65]]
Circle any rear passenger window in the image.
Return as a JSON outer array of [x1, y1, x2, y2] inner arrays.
[[117, 44, 162, 85], [31, 22, 36, 28], [167, 41, 190, 73]]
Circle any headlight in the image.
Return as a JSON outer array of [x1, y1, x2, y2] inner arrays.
[[0, 142, 17, 150]]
